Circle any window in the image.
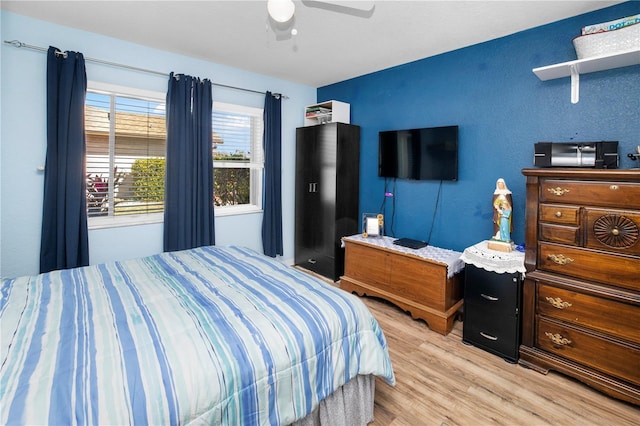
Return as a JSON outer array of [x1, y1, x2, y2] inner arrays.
[[212, 102, 264, 214], [85, 84, 264, 229], [85, 86, 166, 228]]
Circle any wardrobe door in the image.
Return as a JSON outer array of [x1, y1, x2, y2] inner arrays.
[[295, 126, 325, 274], [316, 124, 338, 267], [334, 124, 360, 279]]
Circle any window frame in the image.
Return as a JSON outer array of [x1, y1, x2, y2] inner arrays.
[[212, 101, 264, 216], [86, 82, 166, 230], [86, 82, 265, 231]]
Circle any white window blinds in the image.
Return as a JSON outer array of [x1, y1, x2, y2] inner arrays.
[[85, 91, 166, 218]]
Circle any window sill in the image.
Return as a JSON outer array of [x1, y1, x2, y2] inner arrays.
[[88, 206, 263, 230], [215, 205, 263, 217], [88, 213, 164, 230]]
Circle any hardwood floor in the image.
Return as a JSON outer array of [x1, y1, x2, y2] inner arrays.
[[359, 296, 639, 426]]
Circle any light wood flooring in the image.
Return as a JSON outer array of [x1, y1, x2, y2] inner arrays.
[[359, 296, 639, 426]]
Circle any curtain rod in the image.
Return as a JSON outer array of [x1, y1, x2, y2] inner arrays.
[[4, 40, 287, 99]]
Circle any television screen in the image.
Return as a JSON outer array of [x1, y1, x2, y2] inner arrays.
[[378, 125, 458, 181]]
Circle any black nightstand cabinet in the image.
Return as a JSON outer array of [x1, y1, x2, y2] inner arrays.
[[463, 264, 522, 363]]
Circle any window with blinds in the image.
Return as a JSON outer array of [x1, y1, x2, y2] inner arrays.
[[212, 102, 264, 211], [85, 91, 166, 220], [85, 86, 264, 228]]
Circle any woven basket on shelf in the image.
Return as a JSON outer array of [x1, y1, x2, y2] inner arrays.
[[573, 23, 640, 59]]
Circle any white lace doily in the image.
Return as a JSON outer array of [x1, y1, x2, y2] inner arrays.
[[460, 240, 526, 274], [342, 235, 464, 278]]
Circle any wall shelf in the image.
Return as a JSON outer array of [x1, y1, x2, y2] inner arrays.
[[532, 49, 640, 103], [304, 100, 350, 126]]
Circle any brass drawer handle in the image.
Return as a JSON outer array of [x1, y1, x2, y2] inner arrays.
[[545, 332, 572, 346], [545, 296, 572, 309], [555, 211, 562, 218], [609, 184, 619, 190], [548, 187, 570, 196], [547, 254, 574, 265]]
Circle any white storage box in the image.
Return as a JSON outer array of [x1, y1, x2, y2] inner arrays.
[[581, 14, 640, 35], [573, 23, 640, 59]]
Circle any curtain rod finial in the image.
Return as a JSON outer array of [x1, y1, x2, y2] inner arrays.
[[4, 40, 24, 48]]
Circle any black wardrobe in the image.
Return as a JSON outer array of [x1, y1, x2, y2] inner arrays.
[[295, 123, 360, 281]]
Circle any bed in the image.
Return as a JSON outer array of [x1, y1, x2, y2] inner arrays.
[[1, 245, 395, 425]]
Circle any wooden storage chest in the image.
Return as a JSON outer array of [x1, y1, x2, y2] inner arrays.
[[339, 235, 464, 335]]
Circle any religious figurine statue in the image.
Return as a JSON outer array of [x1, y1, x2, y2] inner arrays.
[[492, 178, 513, 243]]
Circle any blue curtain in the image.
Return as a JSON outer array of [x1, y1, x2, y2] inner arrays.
[[164, 73, 215, 252], [261, 92, 283, 257], [40, 46, 89, 273]]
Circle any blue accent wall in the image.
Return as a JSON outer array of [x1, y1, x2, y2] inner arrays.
[[318, 2, 640, 252]]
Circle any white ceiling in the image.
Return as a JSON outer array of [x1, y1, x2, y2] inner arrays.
[[1, 1, 624, 87]]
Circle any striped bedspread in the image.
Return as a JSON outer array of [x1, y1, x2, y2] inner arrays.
[[1, 246, 395, 425]]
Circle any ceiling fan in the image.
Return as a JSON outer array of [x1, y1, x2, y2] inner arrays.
[[267, 0, 375, 24], [266, 0, 375, 40]]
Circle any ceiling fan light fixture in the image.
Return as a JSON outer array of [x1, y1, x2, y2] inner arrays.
[[267, 0, 296, 23]]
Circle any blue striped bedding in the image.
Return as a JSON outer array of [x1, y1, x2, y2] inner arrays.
[[0, 245, 395, 425]]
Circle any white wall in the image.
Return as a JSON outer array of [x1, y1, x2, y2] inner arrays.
[[0, 11, 316, 278]]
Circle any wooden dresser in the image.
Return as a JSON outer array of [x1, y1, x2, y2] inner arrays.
[[520, 168, 640, 405], [340, 235, 464, 335]]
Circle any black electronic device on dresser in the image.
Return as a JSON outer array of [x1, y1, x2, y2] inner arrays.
[[295, 122, 360, 281], [463, 264, 523, 363]]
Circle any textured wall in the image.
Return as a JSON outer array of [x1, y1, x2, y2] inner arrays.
[[318, 2, 640, 252], [0, 11, 315, 278]]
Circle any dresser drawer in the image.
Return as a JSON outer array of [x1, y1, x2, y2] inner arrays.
[[464, 265, 520, 316], [538, 242, 640, 291], [539, 204, 580, 225], [536, 317, 640, 386], [538, 284, 640, 344], [539, 223, 580, 246], [464, 303, 519, 362], [585, 208, 640, 256], [540, 179, 640, 209]]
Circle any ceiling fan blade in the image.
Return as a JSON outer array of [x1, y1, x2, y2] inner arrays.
[[301, 0, 375, 18]]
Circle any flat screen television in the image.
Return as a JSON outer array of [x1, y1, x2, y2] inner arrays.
[[378, 125, 458, 181]]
